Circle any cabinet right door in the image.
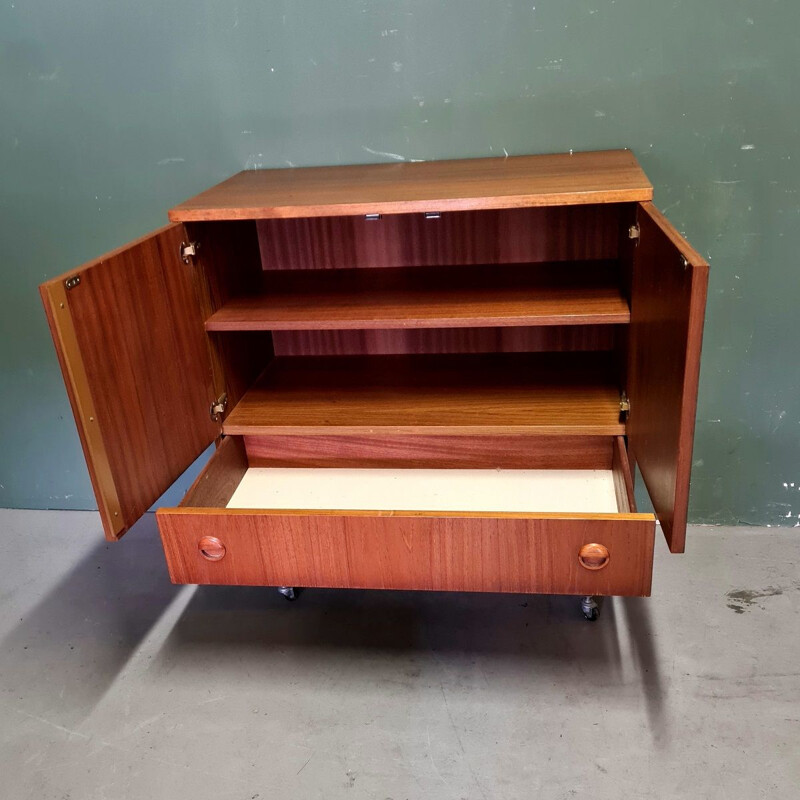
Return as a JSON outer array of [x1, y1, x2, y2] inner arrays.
[[628, 202, 709, 553]]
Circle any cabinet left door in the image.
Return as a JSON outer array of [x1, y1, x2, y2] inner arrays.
[[40, 224, 220, 540]]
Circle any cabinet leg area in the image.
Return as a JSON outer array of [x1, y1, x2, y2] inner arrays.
[[580, 595, 600, 621], [277, 586, 299, 601]]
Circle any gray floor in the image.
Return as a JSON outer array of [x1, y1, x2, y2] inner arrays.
[[0, 510, 798, 799]]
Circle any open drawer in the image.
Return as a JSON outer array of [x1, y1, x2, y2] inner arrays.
[[156, 436, 656, 596]]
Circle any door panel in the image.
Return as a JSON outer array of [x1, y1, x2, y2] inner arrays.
[[628, 203, 708, 552], [40, 224, 219, 540]]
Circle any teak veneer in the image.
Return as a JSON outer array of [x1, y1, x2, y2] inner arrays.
[[170, 149, 652, 221], [40, 150, 707, 620], [221, 353, 626, 437], [205, 262, 630, 331]]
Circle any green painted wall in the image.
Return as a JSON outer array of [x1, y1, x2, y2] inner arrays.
[[1, 1, 798, 525]]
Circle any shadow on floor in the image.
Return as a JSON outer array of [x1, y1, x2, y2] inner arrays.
[[1, 511, 665, 735], [0, 514, 180, 724], [159, 582, 664, 716]]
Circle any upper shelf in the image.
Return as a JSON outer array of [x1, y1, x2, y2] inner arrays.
[[205, 261, 630, 331], [169, 150, 653, 222]]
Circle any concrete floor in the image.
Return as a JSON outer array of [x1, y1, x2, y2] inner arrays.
[[0, 510, 798, 799]]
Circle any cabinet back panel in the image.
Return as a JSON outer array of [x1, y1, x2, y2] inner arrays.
[[257, 205, 621, 271], [272, 325, 618, 356]]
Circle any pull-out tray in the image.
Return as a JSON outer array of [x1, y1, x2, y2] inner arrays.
[[156, 437, 655, 596]]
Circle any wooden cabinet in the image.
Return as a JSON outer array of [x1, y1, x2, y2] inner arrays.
[[40, 150, 708, 612]]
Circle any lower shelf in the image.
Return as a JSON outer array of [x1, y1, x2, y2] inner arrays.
[[156, 437, 655, 596], [221, 351, 626, 437]]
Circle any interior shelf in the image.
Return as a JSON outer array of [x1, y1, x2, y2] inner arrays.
[[206, 261, 629, 331], [221, 352, 626, 437]]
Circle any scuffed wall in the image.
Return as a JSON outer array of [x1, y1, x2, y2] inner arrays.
[[1, 1, 798, 525]]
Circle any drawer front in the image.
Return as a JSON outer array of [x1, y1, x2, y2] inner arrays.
[[157, 510, 655, 596]]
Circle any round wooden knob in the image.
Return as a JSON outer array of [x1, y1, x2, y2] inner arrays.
[[578, 542, 610, 571], [198, 536, 226, 562]]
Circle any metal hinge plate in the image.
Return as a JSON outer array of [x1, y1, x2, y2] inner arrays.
[[65, 275, 81, 290], [628, 224, 640, 242], [210, 393, 228, 422], [180, 241, 199, 263], [619, 392, 631, 414]]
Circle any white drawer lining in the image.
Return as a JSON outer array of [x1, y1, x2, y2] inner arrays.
[[226, 468, 619, 514]]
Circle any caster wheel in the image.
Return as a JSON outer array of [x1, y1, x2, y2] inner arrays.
[[580, 595, 599, 621], [277, 586, 298, 601]]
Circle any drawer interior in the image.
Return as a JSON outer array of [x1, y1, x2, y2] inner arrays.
[[177, 434, 644, 517], [156, 435, 655, 595]]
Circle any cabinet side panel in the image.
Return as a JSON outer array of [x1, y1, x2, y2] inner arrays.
[[184, 221, 274, 409]]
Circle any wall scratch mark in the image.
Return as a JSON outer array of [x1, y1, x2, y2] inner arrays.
[[362, 146, 423, 162]]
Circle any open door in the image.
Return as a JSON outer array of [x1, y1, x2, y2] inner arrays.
[[628, 202, 708, 553], [40, 224, 220, 540]]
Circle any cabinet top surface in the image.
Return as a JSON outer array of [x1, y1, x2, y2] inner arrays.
[[169, 149, 652, 222]]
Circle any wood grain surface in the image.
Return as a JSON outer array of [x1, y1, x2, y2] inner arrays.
[[169, 150, 652, 221], [205, 261, 629, 331], [628, 202, 708, 553], [243, 433, 615, 469], [222, 352, 626, 437], [256, 204, 621, 270], [157, 508, 654, 595], [181, 436, 248, 508], [612, 436, 637, 513], [40, 225, 219, 539], [270, 325, 619, 356], [183, 221, 274, 409]]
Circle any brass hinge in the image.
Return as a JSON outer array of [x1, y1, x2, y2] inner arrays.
[[619, 392, 631, 414], [628, 224, 640, 243], [64, 275, 81, 290], [180, 241, 200, 263], [209, 393, 228, 422]]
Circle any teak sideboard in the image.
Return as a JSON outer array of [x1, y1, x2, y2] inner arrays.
[[40, 149, 708, 620]]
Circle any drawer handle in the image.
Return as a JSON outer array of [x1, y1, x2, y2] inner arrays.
[[578, 543, 610, 571], [198, 536, 226, 562]]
